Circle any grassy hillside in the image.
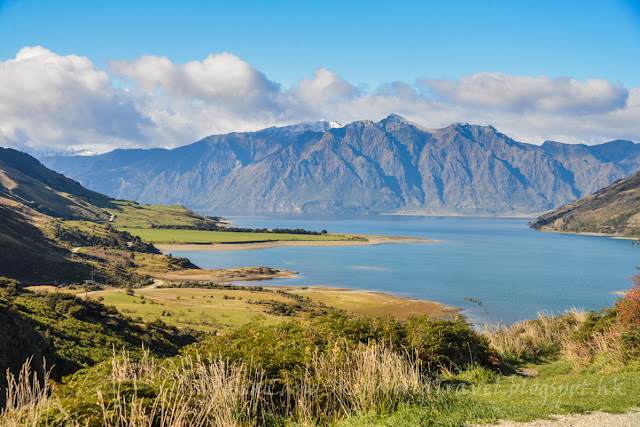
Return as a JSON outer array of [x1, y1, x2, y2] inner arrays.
[[0, 278, 196, 408], [0, 147, 109, 220], [531, 169, 640, 236], [0, 148, 222, 284], [105, 200, 222, 229], [0, 205, 91, 283]]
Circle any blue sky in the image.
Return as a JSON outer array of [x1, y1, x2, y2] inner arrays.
[[0, 0, 639, 153], [2, 0, 639, 87]]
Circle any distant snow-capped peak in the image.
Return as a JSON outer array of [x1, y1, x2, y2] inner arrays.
[[270, 120, 343, 135]]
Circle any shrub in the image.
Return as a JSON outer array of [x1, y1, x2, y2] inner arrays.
[[195, 312, 495, 381], [406, 316, 494, 370], [617, 274, 640, 331]]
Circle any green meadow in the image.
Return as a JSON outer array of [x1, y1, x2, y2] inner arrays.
[[119, 227, 357, 244], [90, 287, 290, 332], [105, 200, 213, 229]]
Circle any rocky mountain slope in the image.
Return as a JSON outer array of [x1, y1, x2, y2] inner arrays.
[[530, 170, 640, 237], [42, 115, 640, 215]]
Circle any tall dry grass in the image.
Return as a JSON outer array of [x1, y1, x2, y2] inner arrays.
[[290, 342, 425, 422], [0, 357, 54, 427], [0, 342, 426, 426], [484, 308, 587, 358], [483, 308, 633, 367]]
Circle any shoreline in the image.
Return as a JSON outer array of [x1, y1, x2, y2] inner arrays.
[[141, 266, 299, 282], [266, 285, 460, 320], [537, 228, 639, 240], [156, 234, 438, 252]]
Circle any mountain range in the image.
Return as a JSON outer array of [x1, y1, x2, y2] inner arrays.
[[42, 115, 640, 215]]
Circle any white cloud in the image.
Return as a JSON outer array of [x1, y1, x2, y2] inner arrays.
[[293, 68, 358, 104], [0, 47, 151, 155], [0, 47, 639, 156], [110, 52, 280, 111], [419, 72, 629, 115]]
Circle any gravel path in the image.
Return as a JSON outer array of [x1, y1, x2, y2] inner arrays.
[[482, 408, 640, 426]]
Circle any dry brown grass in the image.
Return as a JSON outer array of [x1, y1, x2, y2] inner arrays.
[[484, 308, 587, 359], [281, 286, 458, 320], [483, 308, 635, 369], [94, 342, 426, 426], [0, 357, 54, 427], [0, 342, 425, 426]]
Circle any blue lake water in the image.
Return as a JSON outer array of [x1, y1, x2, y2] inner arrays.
[[170, 213, 640, 325]]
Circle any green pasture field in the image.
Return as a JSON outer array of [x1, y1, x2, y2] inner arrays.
[[119, 227, 359, 244], [90, 287, 291, 332], [105, 200, 210, 229]]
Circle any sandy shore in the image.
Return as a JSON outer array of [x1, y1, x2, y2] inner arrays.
[[270, 285, 459, 320], [142, 266, 298, 282], [538, 228, 638, 240], [156, 234, 437, 252]]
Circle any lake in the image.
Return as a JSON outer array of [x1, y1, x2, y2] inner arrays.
[[169, 213, 639, 325]]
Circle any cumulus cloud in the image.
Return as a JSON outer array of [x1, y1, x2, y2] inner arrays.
[[419, 72, 629, 114], [110, 53, 280, 106], [0, 47, 639, 155], [0, 46, 150, 154], [293, 68, 358, 103]]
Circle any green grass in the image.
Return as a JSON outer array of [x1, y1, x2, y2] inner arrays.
[[119, 227, 358, 244], [91, 288, 287, 332], [343, 370, 640, 426], [4, 288, 193, 371], [85, 285, 455, 333], [104, 200, 215, 229]]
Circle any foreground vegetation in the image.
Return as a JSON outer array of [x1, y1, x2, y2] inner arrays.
[[2, 277, 639, 426]]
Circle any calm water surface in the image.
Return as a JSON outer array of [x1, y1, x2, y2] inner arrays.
[[170, 213, 639, 325]]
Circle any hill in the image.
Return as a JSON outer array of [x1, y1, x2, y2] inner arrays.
[[43, 115, 640, 215], [0, 147, 112, 282], [0, 147, 219, 283], [530, 169, 640, 237]]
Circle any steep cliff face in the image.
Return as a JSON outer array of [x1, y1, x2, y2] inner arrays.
[[43, 116, 640, 215], [530, 170, 640, 237]]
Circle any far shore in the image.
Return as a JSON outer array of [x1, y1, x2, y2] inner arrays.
[[537, 228, 639, 240], [156, 234, 438, 252]]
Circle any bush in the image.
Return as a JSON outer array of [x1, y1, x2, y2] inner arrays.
[[405, 316, 494, 370], [7, 290, 195, 372], [617, 274, 640, 331], [0, 277, 20, 297], [194, 312, 495, 381]]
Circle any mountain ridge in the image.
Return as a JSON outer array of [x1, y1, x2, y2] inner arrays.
[[41, 116, 640, 215]]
